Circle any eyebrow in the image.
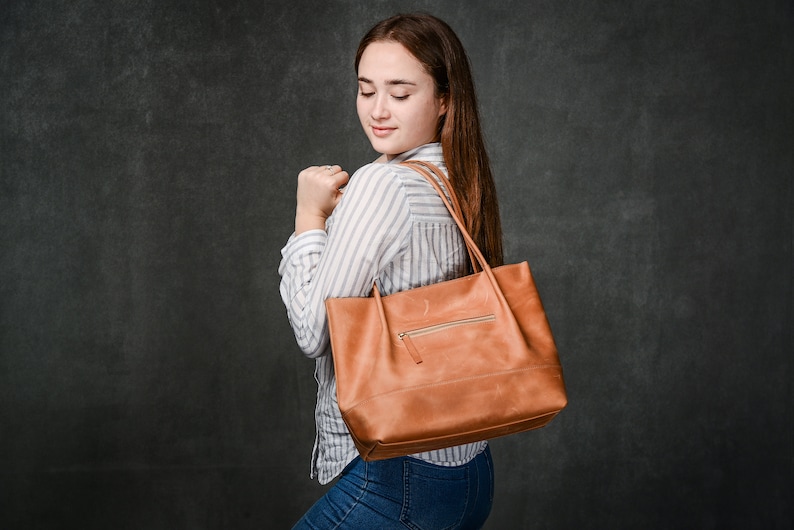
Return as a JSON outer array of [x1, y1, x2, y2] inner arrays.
[[358, 76, 417, 86]]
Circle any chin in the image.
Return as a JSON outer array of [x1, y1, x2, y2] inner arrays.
[[369, 140, 395, 156]]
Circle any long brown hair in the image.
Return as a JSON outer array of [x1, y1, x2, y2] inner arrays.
[[355, 13, 503, 267]]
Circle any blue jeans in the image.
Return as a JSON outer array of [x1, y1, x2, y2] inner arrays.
[[292, 446, 494, 529]]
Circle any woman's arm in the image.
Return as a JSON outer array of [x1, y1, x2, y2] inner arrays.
[[279, 164, 411, 358]]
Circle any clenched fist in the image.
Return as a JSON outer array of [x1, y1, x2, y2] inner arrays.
[[294, 164, 350, 234]]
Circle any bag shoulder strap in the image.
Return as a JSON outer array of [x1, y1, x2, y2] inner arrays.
[[400, 160, 487, 274]]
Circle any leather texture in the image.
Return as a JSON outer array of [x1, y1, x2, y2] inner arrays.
[[325, 160, 567, 461]]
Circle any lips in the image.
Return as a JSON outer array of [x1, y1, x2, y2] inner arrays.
[[371, 126, 396, 138]]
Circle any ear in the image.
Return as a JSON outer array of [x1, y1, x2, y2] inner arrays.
[[438, 95, 448, 118]]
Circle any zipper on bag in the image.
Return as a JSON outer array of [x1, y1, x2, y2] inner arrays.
[[398, 314, 496, 364]]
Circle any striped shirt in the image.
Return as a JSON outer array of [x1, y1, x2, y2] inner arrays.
[[278, 143, 487, 484]]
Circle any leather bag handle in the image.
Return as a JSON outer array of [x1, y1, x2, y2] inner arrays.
[[364, 161, 518, 353], [400, 160, 487, 274], [395, 160, 517, 335]]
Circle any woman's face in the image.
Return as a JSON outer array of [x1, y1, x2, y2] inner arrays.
[[356, 41, 447, 160]]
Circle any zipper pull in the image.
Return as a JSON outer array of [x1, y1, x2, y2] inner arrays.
[[398, 333, 423, 364]]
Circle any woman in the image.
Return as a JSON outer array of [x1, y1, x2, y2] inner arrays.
[[279, 13, 502, 529]]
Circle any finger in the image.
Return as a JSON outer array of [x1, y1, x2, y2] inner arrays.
[[332, 170, 350, 189], [301, 165, 333, 175]]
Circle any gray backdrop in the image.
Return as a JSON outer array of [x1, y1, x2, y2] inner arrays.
[[1, 0, 791, 528]]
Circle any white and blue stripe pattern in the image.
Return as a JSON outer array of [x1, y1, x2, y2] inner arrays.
[[279, 143, 487, 485]]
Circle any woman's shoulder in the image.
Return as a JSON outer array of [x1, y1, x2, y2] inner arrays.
[[348, 161, 421, 190], [337, 163, 412, 213], [347, 144, 446, 194], [340, 162, 441, 219], [353, 160, 419, 176]]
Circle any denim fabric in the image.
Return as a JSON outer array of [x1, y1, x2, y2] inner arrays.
[[292, 446, 494, 529]]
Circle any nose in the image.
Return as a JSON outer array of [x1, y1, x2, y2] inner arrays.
[[371, 94, 390, 120]]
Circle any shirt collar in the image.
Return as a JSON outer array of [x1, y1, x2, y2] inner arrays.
[[386, 143, 443, 164]]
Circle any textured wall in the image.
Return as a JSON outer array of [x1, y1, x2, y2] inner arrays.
[[1, 0, 791, 528]]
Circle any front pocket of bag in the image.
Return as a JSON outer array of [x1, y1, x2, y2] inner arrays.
[[398, 314, 495, 363]]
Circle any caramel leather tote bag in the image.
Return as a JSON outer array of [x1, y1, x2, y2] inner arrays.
[[325, 160, 567, 461]]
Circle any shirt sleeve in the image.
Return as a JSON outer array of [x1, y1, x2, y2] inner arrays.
[[278, 164, 412, 358]]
